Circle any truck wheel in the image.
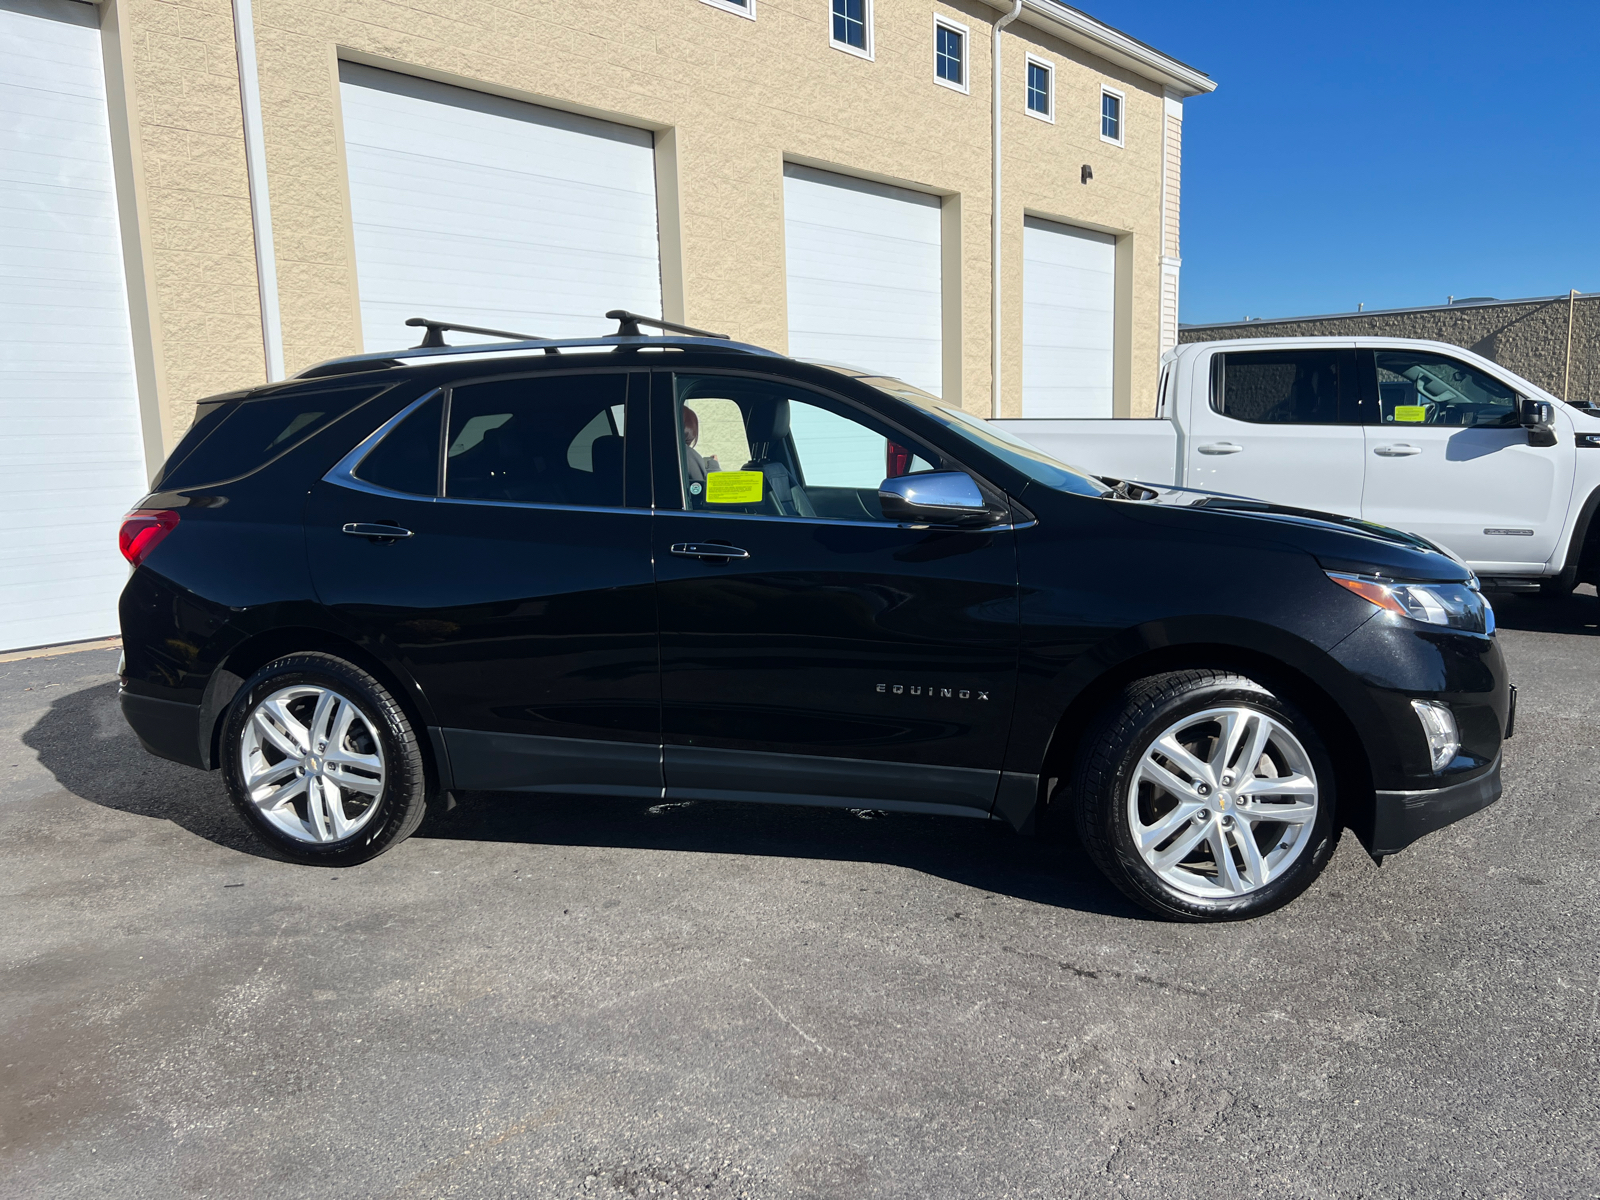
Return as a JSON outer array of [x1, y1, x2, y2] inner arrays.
[[221, 653, 430, 865], [1072, 670, 1338, 921], [1537, 570, 1576, 599]]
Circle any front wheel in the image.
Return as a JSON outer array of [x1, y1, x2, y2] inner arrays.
[[221, 653, 430, 865], [1072, 670, 1339, 921]]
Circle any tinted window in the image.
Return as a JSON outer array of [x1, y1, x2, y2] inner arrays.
[[674, 374, 938, 522], [1216, 351, 1346, 425], [444, 374, 628, 507], [354, 394, 443, 495], [156, 386, 386, 489], [1374, 351, 1519, 427]]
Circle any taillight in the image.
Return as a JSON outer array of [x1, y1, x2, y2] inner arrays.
[[119, 509, 180, 567]]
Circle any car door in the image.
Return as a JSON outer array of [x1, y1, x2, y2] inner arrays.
[[1359, 348, 1576, 569], [1184, 346, 1366, 515], [304, 368, 661, 797], [651, 369, 1020, 817]]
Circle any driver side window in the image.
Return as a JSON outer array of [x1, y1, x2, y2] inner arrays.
[[673, 375, 937, 522], [1372, 351, 1520, 427]]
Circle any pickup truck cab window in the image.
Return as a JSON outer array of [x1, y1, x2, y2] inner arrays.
[[1373, 350, 1520, 427], [1212, 349, 1355, 425]]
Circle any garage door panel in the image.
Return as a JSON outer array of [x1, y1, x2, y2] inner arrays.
[[1022, 217, 1116, 418], [0, 0, 148, 651], [340, 62, 661, 351], [782, 164, 943, 396]]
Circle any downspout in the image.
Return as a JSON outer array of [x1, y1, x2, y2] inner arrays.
[[991, 0, 1023, 418], [232, 0, 285, 381]]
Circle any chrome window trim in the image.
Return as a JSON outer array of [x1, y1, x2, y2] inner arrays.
[[324, 388, 442, 499]]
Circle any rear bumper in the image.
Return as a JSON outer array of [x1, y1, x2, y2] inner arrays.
[[1370, 755, 1501, 856], [119, 687, 206, 770]]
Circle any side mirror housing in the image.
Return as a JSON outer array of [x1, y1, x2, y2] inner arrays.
[[1520, 398, 1554, 428], [878, 472, 999, 528], [1521, 398, 1557, 446]]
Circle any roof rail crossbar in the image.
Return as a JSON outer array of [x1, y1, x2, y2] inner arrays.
[[405, 316, 560, 354], [605, 309, 731, 340]]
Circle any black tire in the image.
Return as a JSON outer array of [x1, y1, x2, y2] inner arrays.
[[1072, 669, 1339, 922], [1537, 574, 1575, 599], [221, 653, 430, 865]]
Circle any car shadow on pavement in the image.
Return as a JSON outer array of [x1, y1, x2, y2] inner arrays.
[[26, 679, 1144, 920], [1483, 583, 1599, 634]]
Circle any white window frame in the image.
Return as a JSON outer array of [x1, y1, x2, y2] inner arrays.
[[1100, 84, 1126, 147], [830, 0, 874, 61], [1024, 53, 1055, 123], [699, 0, 756, 18], [932, 15, 969, 94]]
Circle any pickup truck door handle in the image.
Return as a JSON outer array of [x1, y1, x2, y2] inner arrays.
[[342, 522, 413, 540], [1373, 444, 1422, 457], [670, 542, 750, 561], [1197, 442, 1242, 455]]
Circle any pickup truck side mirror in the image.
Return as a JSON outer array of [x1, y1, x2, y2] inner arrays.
[[878, 472, 999, 528], [1521, 398, 1557, 446]]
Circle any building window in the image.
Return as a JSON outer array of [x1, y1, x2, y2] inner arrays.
[[934, 17, 968, 93], [1101, 87, 1124, 145], [700, 0, 755, 17], [831, 0, 871, 58], [1026, 56, 1053, 122]]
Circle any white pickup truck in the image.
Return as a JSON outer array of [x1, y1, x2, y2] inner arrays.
[[998, 336, 1600, 594]]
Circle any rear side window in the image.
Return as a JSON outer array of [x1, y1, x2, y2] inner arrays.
[[353, 393, 444, 495], [1213, 350, 1348, 425], [444, 373, 629, 507], [155, 385, 387, 489]]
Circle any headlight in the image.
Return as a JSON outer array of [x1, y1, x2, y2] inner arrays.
[[1327, 572, 1493, 634]]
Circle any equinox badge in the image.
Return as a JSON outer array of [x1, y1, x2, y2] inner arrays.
[[876, 684, 989, 700]]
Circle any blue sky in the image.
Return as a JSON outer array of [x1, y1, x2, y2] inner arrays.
[[1092, 1, 1600, 324]]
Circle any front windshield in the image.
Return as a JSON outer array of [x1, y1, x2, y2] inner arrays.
[[859, 377, 1108, 498]]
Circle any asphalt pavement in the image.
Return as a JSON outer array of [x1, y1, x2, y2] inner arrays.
[[3, 589, 1598, 1199]]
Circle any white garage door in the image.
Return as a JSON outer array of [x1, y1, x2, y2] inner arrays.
[[782, 164, 943, 396], [0, 0, 148, 652], [338, 63, 662, 352], [1022, 217, 1116, 417]]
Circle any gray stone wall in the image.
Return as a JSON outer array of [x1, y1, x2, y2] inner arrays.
[[1179, 295, 1600, 404]]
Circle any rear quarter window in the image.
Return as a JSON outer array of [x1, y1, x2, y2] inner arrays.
[[154, 385, 390, 490]]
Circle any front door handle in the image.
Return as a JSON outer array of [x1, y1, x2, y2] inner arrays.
[[1197, 442, 1242, 455], [342, 522, 413, 540], [670, 542, 749, 561], [1373, 444, 1422, 457]]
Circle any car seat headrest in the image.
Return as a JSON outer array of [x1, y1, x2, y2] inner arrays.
[[744, 398, 790, 446]]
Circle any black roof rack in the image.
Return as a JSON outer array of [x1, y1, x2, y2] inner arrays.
[[606, 310, 730, 339], [405, 317, 560, 354]]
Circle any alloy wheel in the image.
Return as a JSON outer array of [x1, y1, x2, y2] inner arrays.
[[239, 684, 387, 844], [1126, 705, 1319, 899]]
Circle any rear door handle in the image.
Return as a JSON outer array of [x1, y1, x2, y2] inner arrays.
[[1197, 442, 1242, 455], [670, 542, 749, 561], [1373, 444, 1422, 457], [342, 522, 413, 540]]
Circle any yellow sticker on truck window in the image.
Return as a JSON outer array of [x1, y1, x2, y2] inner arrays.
[[1393, 405, 1427, 423], [704, 470, 763, 504]]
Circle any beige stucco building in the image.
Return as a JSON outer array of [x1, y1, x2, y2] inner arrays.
[[1, 0, 1209, 649]]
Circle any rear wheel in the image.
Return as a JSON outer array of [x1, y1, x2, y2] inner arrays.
[[1072, 669, 1339, 921], [222, 653, 429, 865]]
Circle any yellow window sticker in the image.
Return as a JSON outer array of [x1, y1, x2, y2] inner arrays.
[[1393, 405, 1427, 423], [704, 470, 763, 504]]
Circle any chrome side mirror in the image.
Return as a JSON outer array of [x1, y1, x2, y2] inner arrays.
[[878, 472, 997, 527]]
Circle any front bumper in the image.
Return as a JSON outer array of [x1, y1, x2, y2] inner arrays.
[[1370, 754, 1501, 855]]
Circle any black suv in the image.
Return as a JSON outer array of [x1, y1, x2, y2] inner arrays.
[[118, 316, 1511, 920]]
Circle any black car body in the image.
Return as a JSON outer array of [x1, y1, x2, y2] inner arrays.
[[118, 329, 1511, 919]]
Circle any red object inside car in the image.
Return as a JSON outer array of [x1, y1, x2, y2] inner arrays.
[[119, 509, 180, 567]]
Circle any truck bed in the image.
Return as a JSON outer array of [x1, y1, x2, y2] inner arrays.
[[994, 419, 1180, 487]]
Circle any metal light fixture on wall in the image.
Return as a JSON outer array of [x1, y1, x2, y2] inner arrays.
[[1081, 164, 1093, 184]]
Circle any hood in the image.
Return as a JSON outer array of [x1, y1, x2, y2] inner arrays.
[[1103, 480, 1472, 583]]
